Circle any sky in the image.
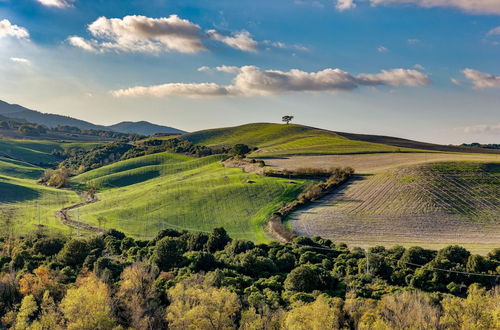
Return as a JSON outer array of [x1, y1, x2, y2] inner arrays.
[[0, 0, 499, 144]]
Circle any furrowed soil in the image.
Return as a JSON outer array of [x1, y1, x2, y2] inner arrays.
[[265, 153, 500, 254]]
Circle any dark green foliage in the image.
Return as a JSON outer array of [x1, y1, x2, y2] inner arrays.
[[152, 237, 187, 271], [32, 237, 65, 256], [206, 227, 231, 252], [284, 264, 336, 293], [230, 144, 251, 156], [57, 239, 90, 267]]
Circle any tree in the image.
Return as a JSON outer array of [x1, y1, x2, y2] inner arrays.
[[166, 278, 240, 330], [15, 295, 38, 330], [282, 115, 294, 124], [230, 144, 250, 157], [284, 295, 343, 330], [60, 273, 116, 330], [151, 237, 186, 271], [57, 239, 90, 267], [284, 264, 335, 293], [117, 263, 165, 330]]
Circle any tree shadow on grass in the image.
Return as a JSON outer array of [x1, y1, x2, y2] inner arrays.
[[0, 182, 40, 203]]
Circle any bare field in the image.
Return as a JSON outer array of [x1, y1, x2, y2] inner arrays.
[[281, 159, 500, 254], [263, 152, 500, 174]]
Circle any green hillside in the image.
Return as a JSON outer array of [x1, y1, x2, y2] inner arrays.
[[71, 152, 313, 242], [181, 123, 423, 157], [0, 139, 103, 166]]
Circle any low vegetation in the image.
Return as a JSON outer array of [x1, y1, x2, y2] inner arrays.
[[181, 123, 422, 157], [0, 228, 498, 329]]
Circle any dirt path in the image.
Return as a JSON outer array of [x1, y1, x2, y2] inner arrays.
[[56, 192, 105, 233]]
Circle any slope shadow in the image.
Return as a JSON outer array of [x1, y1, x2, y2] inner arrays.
[[0, 182, 40, 203]]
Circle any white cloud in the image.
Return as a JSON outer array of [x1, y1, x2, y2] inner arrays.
[[462, 68, 500, 89], [69, 15, 206, 54], [367, 0, 500, 15], [487, 26, 500, 36], [10, 57, 31, 64], [197, 66, 210, 72], [450, 78, 461, 85], [356, 68, 430, 86], [0, 19, 29, 39], [262, 40, 309, 51], [459, 123, 500, 134], [336, 0, 356, 11], [377, 45, 389, 52], [36, 0, 75, 8], [215, 65, 240, 73], [111, 66, 430, 98], [206, 30, 258, 52], [413, 64, 425, 70], [68, 36, 98, 52], [111, 83, 230, 98]]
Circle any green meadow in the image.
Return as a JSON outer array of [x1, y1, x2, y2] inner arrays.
[[182, 123, 422, 157], [72, 152, 313, 242]]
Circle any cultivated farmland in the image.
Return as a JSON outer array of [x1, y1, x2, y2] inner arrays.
[[287, 161, 500, 253]]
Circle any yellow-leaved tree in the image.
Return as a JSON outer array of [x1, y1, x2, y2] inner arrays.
[[441, 284, 500, 330], [166, 278, 240, 330], [283, 295, 343, 330], [59, 272, 116, 330]]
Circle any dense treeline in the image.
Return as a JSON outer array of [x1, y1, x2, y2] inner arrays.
[[460, 143, 500, 150], [0, 118, 138, 140], [0, 228, 498, 329]]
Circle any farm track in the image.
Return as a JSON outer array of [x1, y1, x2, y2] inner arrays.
[[56, 193, 104, 233]]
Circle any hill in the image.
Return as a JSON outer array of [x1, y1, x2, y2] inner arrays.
[[181, 123, 422, 157], [108, 121, 185, 135], [70, 152, 313, 241], [0, 100, 184, 136], [181, 123, 498, 157], [288, 161, 500, 253]]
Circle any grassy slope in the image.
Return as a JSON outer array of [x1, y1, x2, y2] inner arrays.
[[181, 123, 423, 157], [72, 152, 312, 242], [0, 164, 80, 236], [0, 139, 103, 165]]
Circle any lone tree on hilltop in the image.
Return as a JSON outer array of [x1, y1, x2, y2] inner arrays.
[[282, 115, 294, 124]]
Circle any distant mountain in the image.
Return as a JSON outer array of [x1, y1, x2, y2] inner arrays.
[[0, 100, 185, 135], [108, 121, 185, 136]]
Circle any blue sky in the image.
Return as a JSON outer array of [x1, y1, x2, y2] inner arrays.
[[0, 0, 499, 143]]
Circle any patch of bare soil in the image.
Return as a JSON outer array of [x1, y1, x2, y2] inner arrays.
[[263, 153, 500, 174]]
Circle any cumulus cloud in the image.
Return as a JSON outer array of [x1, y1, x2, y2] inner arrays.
[[197, 66, 210, 72], [111, 83, 230, 98], [36, 0, 75, 8], [69, 15, 205, 54], [366, 0, 500, 15], [69, 15, 264, 54], [462, 68, 500, 89], [111, 66, 430, 98], [206, 30, 258, 52], [0, 19, 29, 39], [459, 123, 500, 134], [356, 68, 430, 86], [336, 0, 356, 11], [10, 57, 31, 64], [215, 65, 240, 73], [450, 78, 461, 85]]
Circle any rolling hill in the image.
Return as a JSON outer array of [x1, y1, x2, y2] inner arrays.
[[70, 152, 313, 242], [181, 123, 498, 157], [0, 100, 185, 136]]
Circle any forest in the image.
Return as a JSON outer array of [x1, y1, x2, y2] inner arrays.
[[0, 228, 498, 329]]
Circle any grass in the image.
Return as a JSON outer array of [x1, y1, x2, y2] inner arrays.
[[0, 174, 80, 236], [181, 123, 424, 157], [0, 139, 103, 165], [72, 152, 314, 242]]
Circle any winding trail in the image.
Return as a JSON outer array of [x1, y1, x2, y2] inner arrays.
[[56, 192, 105, 233]]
